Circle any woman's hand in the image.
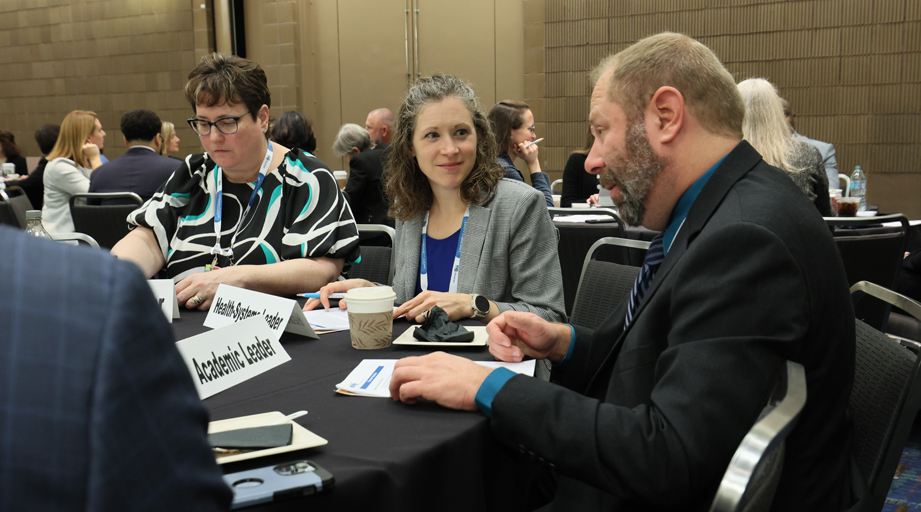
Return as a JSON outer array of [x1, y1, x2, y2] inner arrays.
[[301, 278, 374, 312], [587, 193, 600, 205], [83, 142, 103, 169], [175, 266, 247, 310], [394, 291, 478, 323], [514, 141, 540, 169]]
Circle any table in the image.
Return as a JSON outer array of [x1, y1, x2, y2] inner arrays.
[[172, 310, 535, 512]]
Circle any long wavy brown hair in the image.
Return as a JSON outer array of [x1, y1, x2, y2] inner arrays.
[[385, 74, 504, 221]]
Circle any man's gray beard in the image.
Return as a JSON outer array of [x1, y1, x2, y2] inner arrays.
[[598, 123, 668, 226]]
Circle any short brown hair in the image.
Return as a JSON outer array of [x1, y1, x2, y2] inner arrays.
[[48, 110, 98, 168], [593, 32, 744, 138], [0, 131, 20, 159], [487, 100, 529, 155], [184, 52, 270, 119], [385, 74, 504, 221]]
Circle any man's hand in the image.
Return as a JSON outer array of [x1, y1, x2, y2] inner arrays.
[[486, 311, 571, 363], [389, 352, 493, 410]]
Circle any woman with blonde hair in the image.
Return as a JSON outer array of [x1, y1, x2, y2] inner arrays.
[[737, 78, 832, 216], [306, 74, 564, 325], [158, 121, 181, 158], [42, 110, 106, 234]]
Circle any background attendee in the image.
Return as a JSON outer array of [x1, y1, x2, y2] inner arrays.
[[3, 123, 59, 209], [332, 123, 372, 163], [344, 112, 393, 228], [0, 130, 27, 176], [387, 33, 856, 511], [271, 110, 317, 154], [560, 128, 600, 207], [782, 97, 839, 189], [488, 100, 553, 207], [365, 107, 395, 147], [89, 109, 180, 204], [159, 120, 181, 158], [0, 226, 232, 511], [739, 78, 832, 216], [112, 52, 359, 310], [42, 110, 106, 234], [307, 74, 565, 325]]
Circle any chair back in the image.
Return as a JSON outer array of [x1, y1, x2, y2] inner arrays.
[[550, 179, 563, 193], [0, 187, 33, 229], [848, 281, 921, 511], [569, 237, 649, 330], [69, 192, 143, 249], [351, 224, 396, 285], [826, 214, 909, 331], [51, 232, 100, 249], [838, 174, 851, 195], [709, 360, 807, 512]]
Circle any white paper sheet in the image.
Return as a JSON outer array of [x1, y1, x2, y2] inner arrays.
[[302, 307, 351, 331]]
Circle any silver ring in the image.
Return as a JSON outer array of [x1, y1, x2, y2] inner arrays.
[[191, 294, 203, 306]]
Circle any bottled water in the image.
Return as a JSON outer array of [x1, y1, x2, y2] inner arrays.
[[24, 210, 52, 239], [850, 166, 867, 212]]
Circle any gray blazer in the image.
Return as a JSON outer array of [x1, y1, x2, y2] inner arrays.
[[392, 179, 565, 322]]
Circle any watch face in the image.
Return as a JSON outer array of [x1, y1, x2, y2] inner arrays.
[[474, 295, 489, 312]]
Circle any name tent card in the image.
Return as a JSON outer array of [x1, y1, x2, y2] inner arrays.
[[148, 279, 180, 322], [203, 284, 317, 339], [175, 316, 292, 399]]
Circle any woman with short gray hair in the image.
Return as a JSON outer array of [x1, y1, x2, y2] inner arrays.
[[332, 123, 371, 161]]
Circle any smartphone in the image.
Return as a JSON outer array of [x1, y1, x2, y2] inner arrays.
[[223, 460, 334, 509]]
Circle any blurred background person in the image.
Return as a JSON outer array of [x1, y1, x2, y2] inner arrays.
[[306, 74, 565, 326], [364, 107, 395, 148], [111, 53, 359, 310], [345, 110, 393, 229], [0, 130, 27, 176], [158, 121, 181, 159], [560, 128, 600, 207], [271, 110, 317, 154], [332, 123, 371, 163], [738, 78, 832, 216], [488, 100, 553, 207], [42, 110, 106, 234], [3, 123, 59, 209], [782, 96, 838, 189]]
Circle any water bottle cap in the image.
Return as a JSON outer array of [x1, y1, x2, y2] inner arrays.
[[25, 210, 42, 220]]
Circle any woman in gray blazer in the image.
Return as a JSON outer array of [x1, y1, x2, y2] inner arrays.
[[305, 74, 564, 324]]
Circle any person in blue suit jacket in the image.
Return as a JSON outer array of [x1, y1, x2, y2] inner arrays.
[[89, 108, 181, 204], [0, 226, 231, 510]]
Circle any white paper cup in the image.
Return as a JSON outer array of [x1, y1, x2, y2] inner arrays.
[[345, 286, 396, 349]]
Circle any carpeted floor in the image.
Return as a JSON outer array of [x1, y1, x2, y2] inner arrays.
[[884, 426, 921, 511]]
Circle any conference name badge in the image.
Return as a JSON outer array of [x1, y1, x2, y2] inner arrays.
[[148, 279, 180, 322], [203, 284, 317, 339], [175, 316, 291, 399]]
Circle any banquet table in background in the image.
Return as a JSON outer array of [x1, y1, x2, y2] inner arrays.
[[172, 309, 536, 512]]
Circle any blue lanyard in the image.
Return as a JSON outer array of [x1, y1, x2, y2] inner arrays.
[[419, 207, 469, 293], [210, 142, 274, 264]]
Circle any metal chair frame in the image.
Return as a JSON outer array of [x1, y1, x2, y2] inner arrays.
[[51, 232, 100, 249]]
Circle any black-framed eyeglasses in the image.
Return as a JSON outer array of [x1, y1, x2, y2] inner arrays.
[[187, 115, 247, 136]]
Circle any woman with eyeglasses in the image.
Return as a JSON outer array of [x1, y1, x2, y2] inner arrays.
[[487, 100, 553, 207], [112, 53, 359, 310]]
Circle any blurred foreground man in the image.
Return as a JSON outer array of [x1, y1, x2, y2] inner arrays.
[[389, 32, 859, 511], [0, 227, 231, 510]]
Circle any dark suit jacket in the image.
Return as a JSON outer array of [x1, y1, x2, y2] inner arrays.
[[6, 156, 46, 208], [344, 143, 393, 226], [88, 146, 180, 204], [0, 227, 231, 510], [489, 141, 856, 511]]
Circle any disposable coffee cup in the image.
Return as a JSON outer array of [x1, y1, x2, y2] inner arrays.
[[345, 286, 396, 349], [837, 197, 860, 217]]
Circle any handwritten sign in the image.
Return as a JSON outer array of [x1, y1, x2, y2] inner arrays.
[[203, 284, 317, 339], [175, 316, 291, 399], [148, 279, 180, 322]]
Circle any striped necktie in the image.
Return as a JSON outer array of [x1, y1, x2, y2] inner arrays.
[[624, 233, 665, 330]]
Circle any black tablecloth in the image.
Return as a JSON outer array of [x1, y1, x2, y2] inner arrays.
[[172, 310, 534, 512]]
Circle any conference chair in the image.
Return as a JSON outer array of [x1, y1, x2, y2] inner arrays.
[[51, 232, 100, 249], [825, 214, 910, 332], [69, 192, 143, 250], [550, 208, 628, 316], [550, 179, 563, 194], [569, 237, 650, 331], [838, 174, 850, 195], [0, 186, 33, 229], [350, 224, 396, 285], [709, 360, 806, 512], [848, 281, 921, 512]]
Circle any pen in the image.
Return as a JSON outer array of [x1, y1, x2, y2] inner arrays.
[[298, 292, 347, 299], [523, 137, 544, 148]]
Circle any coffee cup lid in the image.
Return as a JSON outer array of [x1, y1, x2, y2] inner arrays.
[[345, 286, 396, 301]]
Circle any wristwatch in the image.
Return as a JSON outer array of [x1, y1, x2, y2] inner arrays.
[[471, 295, 489, 320]]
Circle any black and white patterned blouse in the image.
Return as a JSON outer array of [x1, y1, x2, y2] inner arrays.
[[128, 148, 360, 281]]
